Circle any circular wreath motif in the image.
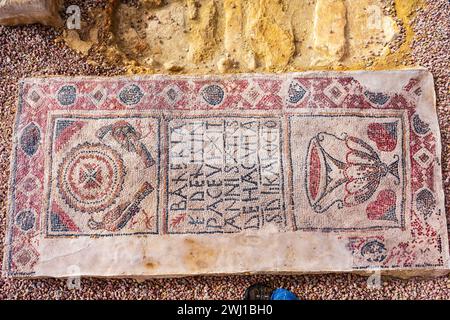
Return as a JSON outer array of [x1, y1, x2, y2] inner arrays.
[[57, 85, 77, 106], [201, 84, 225, 106], [15, 209, 36, 231], [57, 143, 125, 213]]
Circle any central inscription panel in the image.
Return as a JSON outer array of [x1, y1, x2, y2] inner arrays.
[[166, 116, 287, 234]]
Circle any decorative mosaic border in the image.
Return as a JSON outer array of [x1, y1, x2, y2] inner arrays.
[[44, 114, 162, 237]]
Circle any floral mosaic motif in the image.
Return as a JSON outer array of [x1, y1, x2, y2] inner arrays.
[[201, 84, 225, 106], [305, 132, 399, 213], [118, 84, 144, 105], [364, 91, 390, 105], [56, 142, 126, 213], [415, 188, 436, 219], [20, 122, 40, 157], [57, 85, 77, 106]]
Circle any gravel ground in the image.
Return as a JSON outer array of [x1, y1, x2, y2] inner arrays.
[[0, 0, 449, 300]]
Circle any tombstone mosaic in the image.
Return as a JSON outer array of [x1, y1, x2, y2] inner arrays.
[[3, 70, 448, 277]]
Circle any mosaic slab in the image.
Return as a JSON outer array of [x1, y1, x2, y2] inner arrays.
[[3, 70, 448, 278]]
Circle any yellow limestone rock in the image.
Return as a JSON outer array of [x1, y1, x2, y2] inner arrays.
[[312, 0, 347, 63], [223, 0, 253, 70], [223, 0, 243, 62], [163, 60, 184, 71], [217, 55, 235, 73], [143, 1, 186, 64], [186, 0, 199, 20], [187, 0, 219, 63], [107, 0, 406, 72], [113, 1, 188, 68], [245, 0, 295, 71], [63, 29, 96, 55], [345, 0, 400, 66], [141, 0, 164, 7]]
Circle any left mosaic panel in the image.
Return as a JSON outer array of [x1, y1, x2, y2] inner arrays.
[[46, 114, 161, 236]]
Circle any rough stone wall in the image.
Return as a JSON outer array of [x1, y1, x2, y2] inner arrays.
[[87, 0, 418, 74]]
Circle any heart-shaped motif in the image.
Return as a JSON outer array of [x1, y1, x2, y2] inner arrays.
[[367, 122, 397, 152], [366, 190, 397, 222], [364, 91, 390, 105]]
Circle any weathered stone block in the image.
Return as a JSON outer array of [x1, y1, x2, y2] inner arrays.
[[0, 0, 62, 26]]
